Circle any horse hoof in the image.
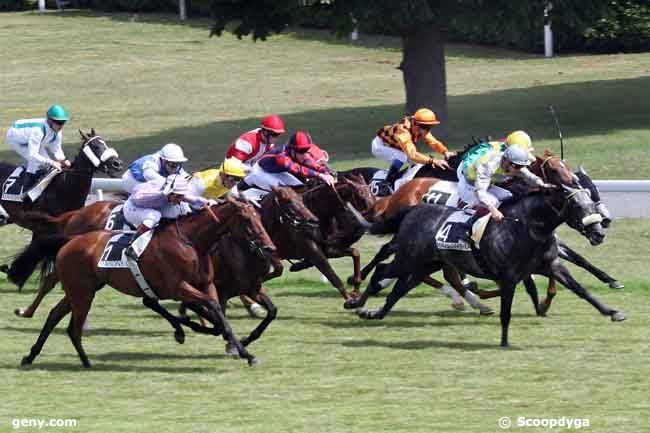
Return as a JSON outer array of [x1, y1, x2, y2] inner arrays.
[[344, 297, 361, 310], [463, 281, 478, 293], [247, 303, 266, 319], [14, 308, 29, 318], [357, 308, 380, 320], [611, 311, 626, 322], [478, 305, 494, 316], [174, 330, 185, 344], [20, 356, 32, 366], [451, 302, 466, 311], [609, 281, 624, 289], [248, 357, 260, 367], [225, 343, 239, 357]]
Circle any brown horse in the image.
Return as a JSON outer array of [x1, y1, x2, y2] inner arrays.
[[7, 198, 276, 367], [15, 187, 314, 350], [288, 175, 375, 297]]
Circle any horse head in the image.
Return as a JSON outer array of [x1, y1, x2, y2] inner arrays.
[[267, 186, 320, 236], [222, 195, 277, 258], [545, 183, 605, 246], [77, 129, 123, 176]]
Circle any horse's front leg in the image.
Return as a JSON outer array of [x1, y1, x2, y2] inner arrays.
[[521, 275, 543, 316], [326, 245, 362, 292], [142, 297, 186, 344], [239, 290, 277, 348], [549, 260, 626, 321], [558, 241, 624, 289], [304, 243, 350, 300], [177, 281, 257, 366], [15, 272, 59, 318]]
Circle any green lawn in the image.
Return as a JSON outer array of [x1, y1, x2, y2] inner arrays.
[[0, 10, 649, 433], [1, 11, 650, 177]]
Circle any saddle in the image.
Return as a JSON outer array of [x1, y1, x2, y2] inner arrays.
[[1, 167, 60, 203]]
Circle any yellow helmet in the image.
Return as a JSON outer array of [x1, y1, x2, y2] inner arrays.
[[220, 158, 247, 178], [413, 108, 440, 126], [506, 130, 532, 151]]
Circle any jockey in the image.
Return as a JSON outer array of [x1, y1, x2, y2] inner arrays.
[[457, 144, 552, 222], [225, 114, 286, 167], [5, 104, 72, 192], [122, 143, 190, 194], [249, 130, 335, 189], [123, 174, 210, 259], [191, 157, 248, 200], [372, 108, 454, 189]]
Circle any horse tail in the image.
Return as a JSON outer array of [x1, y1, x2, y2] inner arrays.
[[21, 211, 70, 234], [7, 235, 72, 290], [369, 207, 414, 235]]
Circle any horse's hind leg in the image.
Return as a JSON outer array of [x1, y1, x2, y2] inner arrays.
[[66, 285, 98, 368], [15, 272, 59, 318], [348, 238, 397, 285], [21, 296, 71, 366], [142, 297, 186, 344]]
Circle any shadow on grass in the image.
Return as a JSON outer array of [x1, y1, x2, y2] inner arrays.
[[340, 338, 523, 351], [3, 76, 647, 173], [7, 361, 220, 373], [1, 325, 170, 338]]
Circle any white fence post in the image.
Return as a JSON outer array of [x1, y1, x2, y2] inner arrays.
[[179, 0, 187, 21], [38, 0, 46, 12], [96, 188, 104, 201], [544, 2, 553, 58]]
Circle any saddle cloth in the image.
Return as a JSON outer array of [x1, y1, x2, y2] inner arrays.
[[1, 167, 60, 202], [422, 180, 460, 207], [98, 230, 153, 268], [104, 205, 136, 232], [435, 210, 491, 251]]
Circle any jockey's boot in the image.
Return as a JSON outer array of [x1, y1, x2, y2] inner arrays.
[[464, 207, 490, 239], [125, 224, 150, 261], [21, 172, 39, 201]]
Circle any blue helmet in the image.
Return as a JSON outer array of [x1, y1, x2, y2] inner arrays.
[[46, 105, 70, 121]]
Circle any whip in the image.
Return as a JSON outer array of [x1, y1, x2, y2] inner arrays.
[[548, 105, 564, 159]]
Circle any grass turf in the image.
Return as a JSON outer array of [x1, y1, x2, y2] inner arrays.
[[0, 11, 649, 433]]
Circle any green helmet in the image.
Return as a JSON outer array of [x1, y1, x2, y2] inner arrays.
[[46, 105, 70, 121]]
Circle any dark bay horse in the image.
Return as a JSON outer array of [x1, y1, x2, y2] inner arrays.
[[292, 175, 375, 291], [0, 129, 123, 231], [351, 153, 621, 315], [7, 198, 276, 367], [355, 185, 625, 347]]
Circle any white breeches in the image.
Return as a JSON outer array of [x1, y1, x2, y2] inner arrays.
[[245, 163, 303, 190], [371, 136, 407, 164], [123, 201, 161, 228], [456, 164, 512, 208]]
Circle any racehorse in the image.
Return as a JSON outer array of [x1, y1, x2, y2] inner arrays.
[[7, 197, 276, 367], [291, 175, 375, 291], [349, 153, 621, 315], [13, 188, 314, 352], [0, 129, 122, 231], [354, 184, 625, 347]]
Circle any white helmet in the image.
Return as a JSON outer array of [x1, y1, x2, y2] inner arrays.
[[161, 174, 189, 196], [160, 143, 188, 163], [503, 144, 531, 166]]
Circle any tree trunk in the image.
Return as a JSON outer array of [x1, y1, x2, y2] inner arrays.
[[400, 27, 448, 138]]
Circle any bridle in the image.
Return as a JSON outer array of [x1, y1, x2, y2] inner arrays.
[[272, 195, 319, 232], [79, 135, 120, 173]]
